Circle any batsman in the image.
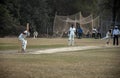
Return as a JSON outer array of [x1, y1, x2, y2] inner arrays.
[[18, 23, 30, 52]]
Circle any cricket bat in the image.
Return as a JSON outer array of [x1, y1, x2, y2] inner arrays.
[[27, 23, 29, 31]]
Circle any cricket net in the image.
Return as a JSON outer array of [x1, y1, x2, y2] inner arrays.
[[53, 12, 100, 37]]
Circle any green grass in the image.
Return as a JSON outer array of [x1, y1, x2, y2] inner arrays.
[[0, 38, 114, 50], [0, 44, 66, 50], [0, 47, 120, 78], [0, 38, 68, 50], [0, 44, 18, 50], [0, 38, 120, 78]]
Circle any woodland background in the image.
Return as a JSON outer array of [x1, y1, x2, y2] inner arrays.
[[0, 0, 120, 37]]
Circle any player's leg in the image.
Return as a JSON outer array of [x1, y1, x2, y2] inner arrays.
[[68, 34, 72, 46], [116, 35, 119, 45], [21, 39, 27, 52], [71, 35, 74, 46], [106, 38, 110, 46], [23, 40, 27, 52], [34, 34, 35, 38], [113, 35, 116, 46]]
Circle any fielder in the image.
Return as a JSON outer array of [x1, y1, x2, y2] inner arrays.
[[33, 31, 38, 38], [68, 24, 76, 46], [18, 23, 29, 52], [101, 29, 112, 46]]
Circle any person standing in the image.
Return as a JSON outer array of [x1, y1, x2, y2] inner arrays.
[[68, 24, 76, 46], [33, 31, 38, 38], [92, 27, 98, 39], [112, 26, 120, 46], [77, 26, 83, 39]]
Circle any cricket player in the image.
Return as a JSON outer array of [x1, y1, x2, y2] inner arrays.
[[18, 30, 29, 52], [68, 24, 76, 46], [18, 23, 29, 52], [101, 29, 112, 46], [33, 31, 38, 38]]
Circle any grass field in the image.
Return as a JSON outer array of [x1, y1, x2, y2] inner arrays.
[[0, 37, 114, 50], [0, 38, 120, 78]]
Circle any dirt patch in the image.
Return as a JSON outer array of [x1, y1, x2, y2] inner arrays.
[[28, 46, 108, 54], [0, 46, 118, 54]]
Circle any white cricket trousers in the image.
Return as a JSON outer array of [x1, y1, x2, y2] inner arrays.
[[68, 34, 75, 46], [19, 38, 27, 50]]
